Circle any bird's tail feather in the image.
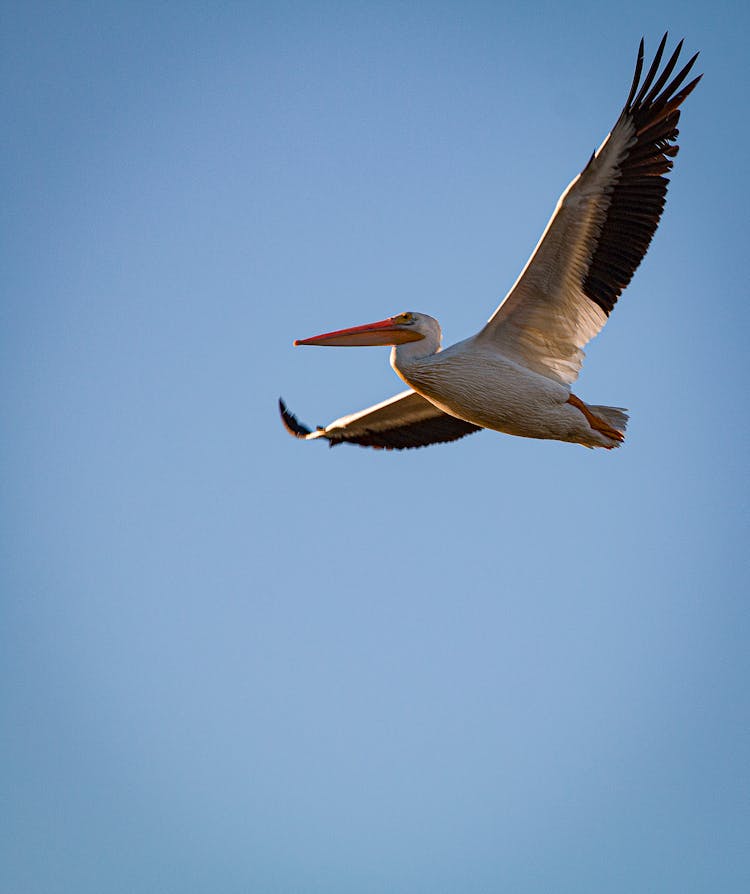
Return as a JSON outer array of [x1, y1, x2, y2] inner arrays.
[[587, 404, 629, 435]]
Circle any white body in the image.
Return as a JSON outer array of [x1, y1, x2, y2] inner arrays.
[[392, 331, 619, 448]]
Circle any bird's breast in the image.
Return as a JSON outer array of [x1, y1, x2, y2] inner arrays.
[[394, 345, 568, 437]]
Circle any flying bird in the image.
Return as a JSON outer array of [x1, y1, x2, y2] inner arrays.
[[280, 35, 700, 451]]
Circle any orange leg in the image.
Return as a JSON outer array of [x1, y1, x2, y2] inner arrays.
[[567, 392, 624, 444]]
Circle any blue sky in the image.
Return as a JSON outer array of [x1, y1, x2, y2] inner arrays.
[[2, 2, 748, 892]]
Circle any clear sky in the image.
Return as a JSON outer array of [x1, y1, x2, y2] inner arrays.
[[2, 2, 748, 892]]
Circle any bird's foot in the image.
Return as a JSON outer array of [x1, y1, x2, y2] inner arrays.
[[567, 393, 625, 443]]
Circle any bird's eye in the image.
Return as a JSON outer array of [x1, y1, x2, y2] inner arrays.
[[396, 313, 413, 324]]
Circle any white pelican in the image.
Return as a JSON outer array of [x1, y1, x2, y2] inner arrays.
[[280, 36, 700, 450]]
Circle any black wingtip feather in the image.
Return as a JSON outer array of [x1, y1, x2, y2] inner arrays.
[[653, 50, 700, 112], [641, 38, 684, 107], [278, 398, 313, 438], [624, 37, 646, 109], [581, 36, 700, 316], [632, 32, 669, 107]]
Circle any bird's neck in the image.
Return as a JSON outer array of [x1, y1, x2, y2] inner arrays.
[[390, 331, 441, 375]]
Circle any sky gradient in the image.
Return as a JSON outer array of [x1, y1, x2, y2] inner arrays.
[[3, 2, 749, 892]]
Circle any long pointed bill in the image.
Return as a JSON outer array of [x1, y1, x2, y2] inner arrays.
[[294, 316, 423, 347]]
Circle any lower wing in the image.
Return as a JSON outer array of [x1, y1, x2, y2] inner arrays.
[[279, 390, 482, 450]]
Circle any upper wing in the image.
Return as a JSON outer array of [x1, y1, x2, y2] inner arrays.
[[477, 35, 701, 385], [279, 391, 481, 450]]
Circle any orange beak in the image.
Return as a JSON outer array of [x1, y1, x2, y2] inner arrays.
[[294, 316, 424, 347]]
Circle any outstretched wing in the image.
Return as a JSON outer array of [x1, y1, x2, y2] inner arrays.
[[478, 35, 701, 385], [279, 391, 481, 450]]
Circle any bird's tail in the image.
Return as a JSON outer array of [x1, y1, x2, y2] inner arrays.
[[587, 404, 629, 439]]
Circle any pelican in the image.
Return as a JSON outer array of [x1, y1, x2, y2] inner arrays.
[[280, 35, 701, 450]]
